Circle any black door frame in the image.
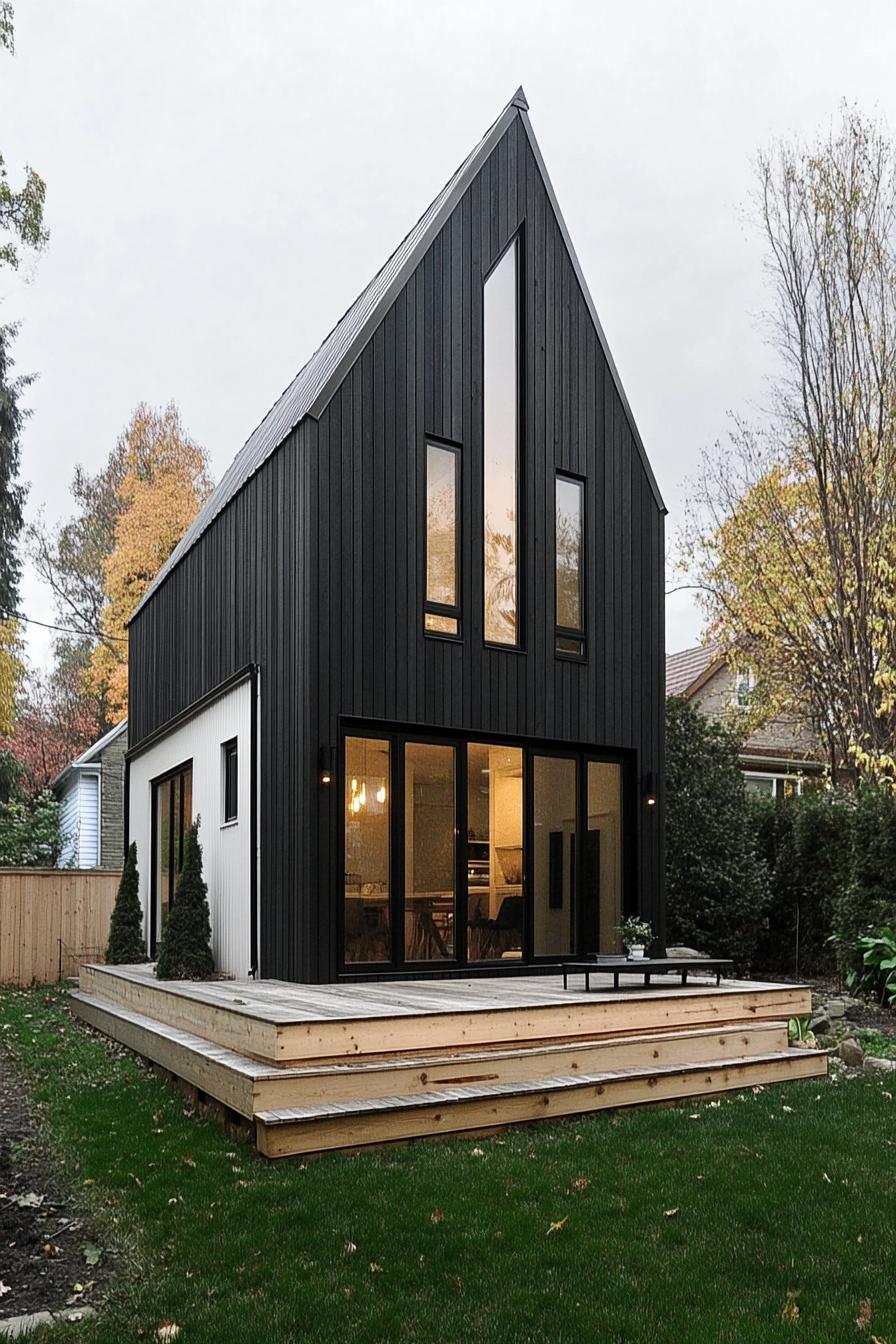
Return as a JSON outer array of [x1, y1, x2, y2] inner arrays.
[[337, 721, 634, 978], [148, 757, 193, 957]]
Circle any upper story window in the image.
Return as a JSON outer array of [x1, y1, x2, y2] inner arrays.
[[733, 669, 756, 710], [555, 473, 585, 657], [483, 237, 520, 646], [222, 738, 238, 823], [424, 441, 460, 637]]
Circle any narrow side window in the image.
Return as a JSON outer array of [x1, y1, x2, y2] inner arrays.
[[222, 738, 238, 823], [555, 473, 585, 657], [424, 440, 460, 637]]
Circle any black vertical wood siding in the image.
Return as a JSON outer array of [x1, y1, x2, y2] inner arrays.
[[128, 116, 666, 982]]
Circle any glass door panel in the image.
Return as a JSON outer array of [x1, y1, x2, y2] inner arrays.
[[466, 744, 524, 962], [155, 777, 172, 932], [404, 743, 456, 961], [532, 755, 577, 956], [343, 737, 391, 963], [586, 761, 623, 953]]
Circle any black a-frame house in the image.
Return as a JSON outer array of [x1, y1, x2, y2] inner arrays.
[[126, 88, 666, 984]]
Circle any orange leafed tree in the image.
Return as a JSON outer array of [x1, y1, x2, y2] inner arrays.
[[89, 403, 211, 718]]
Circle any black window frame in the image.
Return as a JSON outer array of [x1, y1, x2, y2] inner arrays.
[[337, 723, 633, 977], [554, 470, 586, 660], [149, 757, 193, 956], [422, 436, 462, 640], [222, 737, 238, 824], [482, 230, 525, 653]]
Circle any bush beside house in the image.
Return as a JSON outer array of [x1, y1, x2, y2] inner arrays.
[[665, 696, 768, 970], [668, 694, 896, 986], [155, 821, 214, 980], [105, 842, 146, 964]]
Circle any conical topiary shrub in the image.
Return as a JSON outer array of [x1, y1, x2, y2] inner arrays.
[[154, 820, 214, 980], [105, 842, 147, 964]]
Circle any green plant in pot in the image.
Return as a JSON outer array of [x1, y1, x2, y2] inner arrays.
[[616, 916, 653, 960]]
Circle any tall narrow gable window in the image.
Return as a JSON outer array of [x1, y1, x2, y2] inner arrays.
[[424, 441, 460, 636], [483, 238, 520, 646], [555, 473, 584, 657]]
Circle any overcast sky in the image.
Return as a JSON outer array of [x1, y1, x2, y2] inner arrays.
[[5, 0, 896, 670]]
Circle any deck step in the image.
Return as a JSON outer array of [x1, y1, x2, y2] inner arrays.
[[79, 963, 814, 1064], [255, 1050, 829, 1157], [70, 990, 800, 1119]]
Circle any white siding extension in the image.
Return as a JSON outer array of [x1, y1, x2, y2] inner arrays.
[[58, 771, 101, 867], [128, 678, 255, 978]]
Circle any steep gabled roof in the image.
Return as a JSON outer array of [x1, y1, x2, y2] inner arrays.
[[51, 718, 129, 791], [665, 644, 723, 698], [134, 87, 664, 618]]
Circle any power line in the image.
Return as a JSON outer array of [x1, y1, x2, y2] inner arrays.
[[0, 610, 128, 642]]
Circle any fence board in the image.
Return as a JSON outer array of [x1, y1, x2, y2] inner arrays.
[[0, 869, 121, 986]]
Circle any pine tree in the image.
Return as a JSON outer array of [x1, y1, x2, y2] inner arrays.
[[155, 821, 214, 980], [105, 842, 146, 964]]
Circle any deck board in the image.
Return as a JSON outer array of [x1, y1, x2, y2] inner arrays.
[[81, 963, 801, 1025]]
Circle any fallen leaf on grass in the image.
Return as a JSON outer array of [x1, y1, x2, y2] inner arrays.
[[430, 1209, 444, 1224], [822, 1172, 832, 1183], [82, 1242, 103, 1266], [157, 1323, 181, 1341], [344, 1241, 357, 1255], [547, 1217, 568, 1235], [571, 1177, 591, 1193], [664, 1208, 680, 1219], [369, 1262, 384, 1273], [781, 1291, 801, 1323], [856, 1299, 873, 1330], [182, 1154, 196, 1169], [0, 1282, 10, 1298], [43, 1243, 61, 1256], [12, 1191, 44, 1208]]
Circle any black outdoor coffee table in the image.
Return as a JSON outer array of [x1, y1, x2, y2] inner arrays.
[[562, 957, 734, 991]]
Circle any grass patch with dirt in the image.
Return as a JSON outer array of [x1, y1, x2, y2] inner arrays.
[[1, 986, 894, 1344]]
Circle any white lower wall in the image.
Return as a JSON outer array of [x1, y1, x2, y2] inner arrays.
[[128, 678, 254, 977]]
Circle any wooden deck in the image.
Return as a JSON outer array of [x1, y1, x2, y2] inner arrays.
[[72, 964, 827, 1157]]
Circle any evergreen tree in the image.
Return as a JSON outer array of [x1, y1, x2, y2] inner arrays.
[[155, 821, 214, 980], [665, 696, 769, 971], [0, 322, 30, 620], [105, 842, 146, 964]]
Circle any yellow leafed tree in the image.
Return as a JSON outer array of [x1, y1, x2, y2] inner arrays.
[[89, 404, 211, 718], [0, 617, 23, 736], [683, 108, 896, 783]]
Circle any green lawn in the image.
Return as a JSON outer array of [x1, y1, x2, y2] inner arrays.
[[1, 987, 895, 1344]]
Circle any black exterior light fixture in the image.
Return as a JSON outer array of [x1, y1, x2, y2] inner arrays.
[[319, 746, 335, 786], [642, 772, 657, 809]]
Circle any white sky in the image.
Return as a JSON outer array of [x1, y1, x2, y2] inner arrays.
[[5, 0, 896, 669]]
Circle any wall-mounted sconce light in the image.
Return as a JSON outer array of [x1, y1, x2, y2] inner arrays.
[[643, 772, 657, 808], [319, 745, 335, 786]]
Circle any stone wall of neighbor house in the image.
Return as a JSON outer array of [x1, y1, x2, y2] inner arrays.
[[99, 727, 128, 869], [690, 667, 822, 764]]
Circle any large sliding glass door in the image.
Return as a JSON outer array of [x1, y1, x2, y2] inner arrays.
[[341, 732, 628, 971]]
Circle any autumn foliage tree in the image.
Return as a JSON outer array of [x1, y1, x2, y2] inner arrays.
[[683, 108, 896, 783], [86, 404, 211, 718]]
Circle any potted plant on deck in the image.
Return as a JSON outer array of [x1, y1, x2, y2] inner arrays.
[[616, 916, 653, 961]]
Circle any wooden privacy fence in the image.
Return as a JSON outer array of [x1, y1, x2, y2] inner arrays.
[[0, 868, 121, 987]]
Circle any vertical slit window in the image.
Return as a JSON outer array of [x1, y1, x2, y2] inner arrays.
[[424, 441, 460, 636], [484, 238, 520, 646], [555, 473, 585, 657], [222, 738, 238, 823]]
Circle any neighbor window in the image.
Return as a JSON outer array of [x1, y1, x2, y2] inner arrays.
[[483, 237, 520, 646], [555, 473, 584, 656], [424, 441, 460, 636], [222, 738, 238, 823], [734, 669, 756, 709]]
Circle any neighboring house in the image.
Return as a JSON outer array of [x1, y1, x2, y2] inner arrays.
[[125, 89, 666, 982], [53, 720, 128, 869], [666, 644, 825, 796]]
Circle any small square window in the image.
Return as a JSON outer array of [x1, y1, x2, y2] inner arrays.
[[222, 739, 238, 823]]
